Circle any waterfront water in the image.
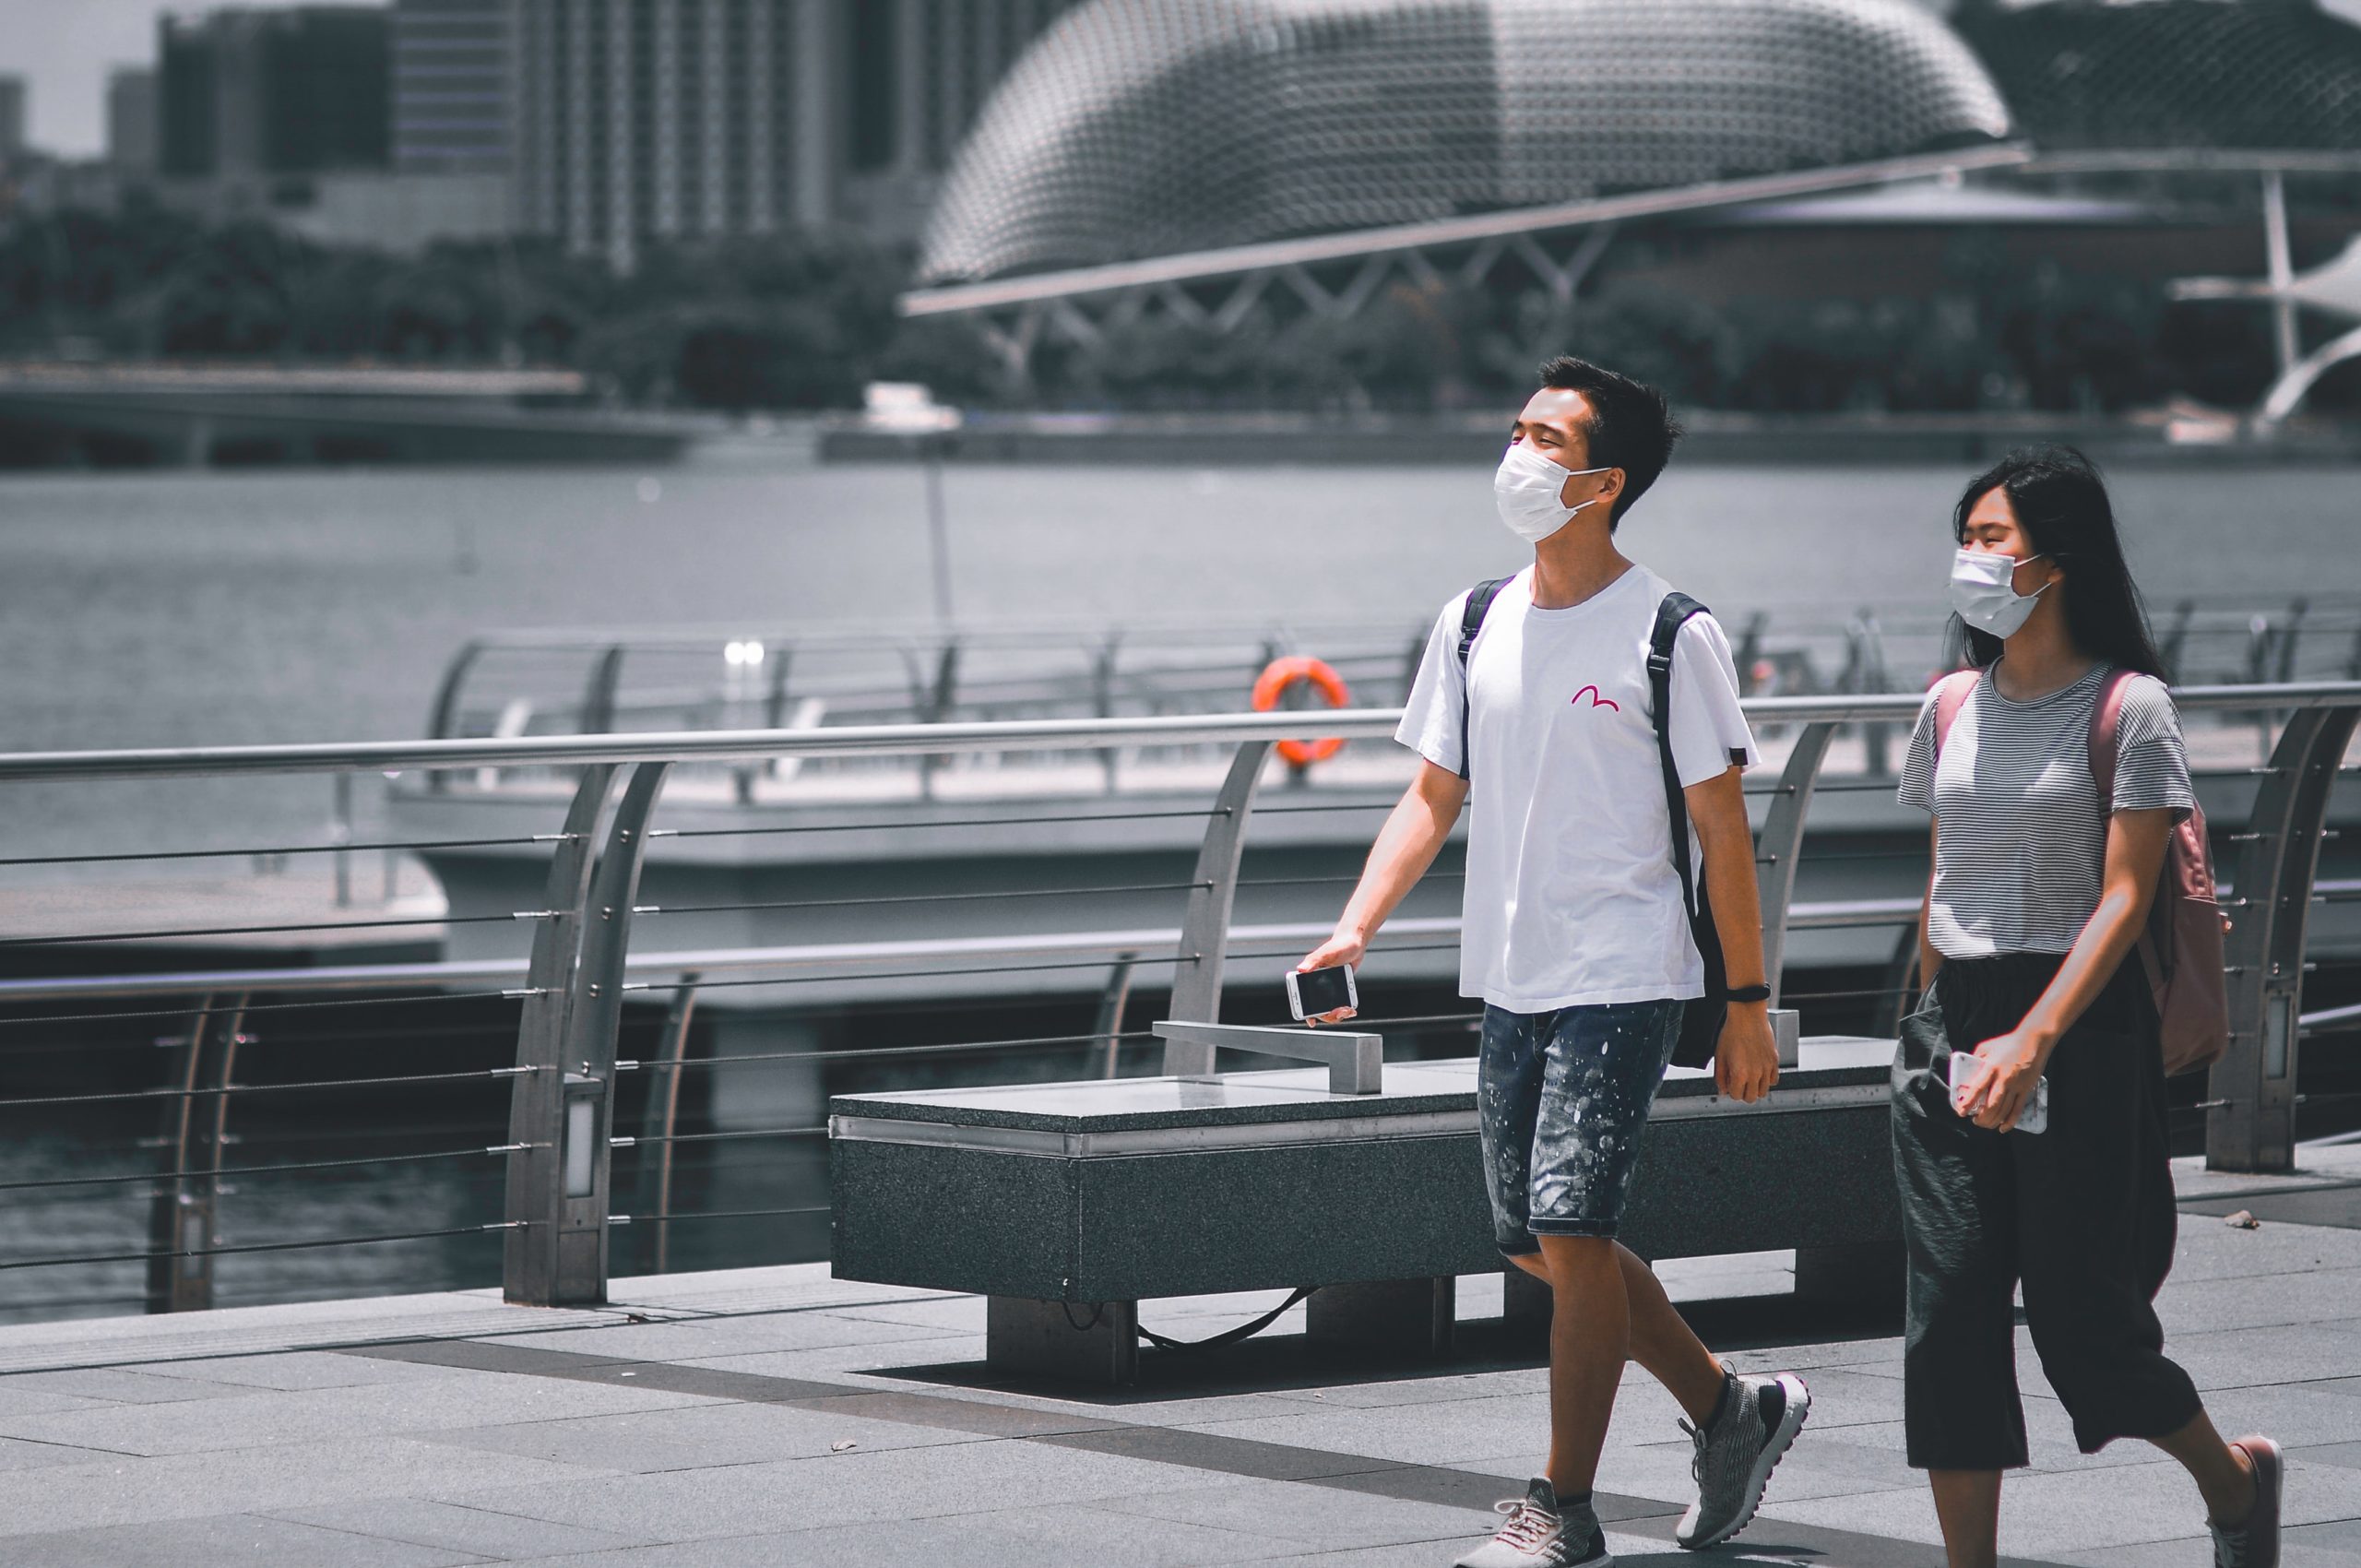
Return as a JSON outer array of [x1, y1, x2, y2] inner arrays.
[[2, 456, 2355, 1320], [3, 456, 2354, 863]]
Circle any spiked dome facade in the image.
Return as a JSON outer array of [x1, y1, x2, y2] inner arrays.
[[918, 0, 2014, 285]]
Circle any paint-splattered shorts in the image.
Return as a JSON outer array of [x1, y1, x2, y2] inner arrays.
[[1477, 998, 1685, 1251]]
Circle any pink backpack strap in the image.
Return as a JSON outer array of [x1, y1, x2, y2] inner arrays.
[[2087, 667, 2174, 995], [1929, 669, 1979, 758], [2085, 667, 2137, 811]]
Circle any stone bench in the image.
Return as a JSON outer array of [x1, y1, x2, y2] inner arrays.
[[828, 1029, 1900, 1383]]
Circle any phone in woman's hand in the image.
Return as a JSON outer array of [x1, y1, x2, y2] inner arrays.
[[1948, 1051, 2047, 1134]]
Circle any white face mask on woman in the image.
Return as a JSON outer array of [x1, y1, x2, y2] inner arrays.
[[1493, 443, 1610, 543], [1949, 547, 2054, 638]]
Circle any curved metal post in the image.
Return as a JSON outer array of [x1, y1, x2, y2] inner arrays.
[[2160, 600, 2195, 684], [2258, 321, 2361, 427], [145, 992, 245, 1313], [915, 643, 961, 799], [543, 760, 673, 1304], [1096, 955, 1138, 1078], [1871, 922, 1923, 1039], [503, 764, 618, 1306], [424, 639, 485, 749], [2275, 600, 2309, 684], [147, 992, 211, 1313], [187, 996, 245, 1311], [1733, 612, 1766, 694], [579, 645, 626, 735], [424, 639, 486, 797], [738, 647, 796, 802], [2210, 701, 2361, 1172], [640, 972, 699, 1276], [1757, 722, 1836, 1008], [1164, 740, 1273, 1063], [1094, 634, 1122, 792]]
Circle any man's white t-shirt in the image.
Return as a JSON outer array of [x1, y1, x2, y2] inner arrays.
[[1396, 564, 1758, 1013]]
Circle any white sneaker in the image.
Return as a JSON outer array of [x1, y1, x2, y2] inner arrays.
[[1675, 1367, 1810, 1550], [1454, 1477, 1611, 1568]]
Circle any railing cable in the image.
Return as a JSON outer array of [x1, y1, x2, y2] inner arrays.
[[0, 988, 547, 1030], [0, 1221, 525, 1272], [0, 1065, 538, 1111], [629, 881, 1209, 919], [650, 806, 1220, 839], [0, 910, 546, 950], [0, 1143, 529, 1194], [619, 1028, 1161, 1073], [0, 833, 581, 870]]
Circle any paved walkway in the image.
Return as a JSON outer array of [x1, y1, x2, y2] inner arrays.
[[1, 1148, 2358, 1566]]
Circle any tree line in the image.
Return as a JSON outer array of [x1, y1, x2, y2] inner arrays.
[[0, 202, 2304, 417]]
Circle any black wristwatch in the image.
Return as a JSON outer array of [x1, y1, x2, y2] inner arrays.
[[1725, 983, 1773, 1004]]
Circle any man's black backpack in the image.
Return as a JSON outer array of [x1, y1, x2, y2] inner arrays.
[[1455, 579, 1731, 1071]]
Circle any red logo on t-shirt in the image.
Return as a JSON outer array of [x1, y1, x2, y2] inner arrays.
[[1571, 685, 1621, 712]]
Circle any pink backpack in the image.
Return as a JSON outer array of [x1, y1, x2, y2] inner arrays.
[[1930, 668, 2229, 1076]]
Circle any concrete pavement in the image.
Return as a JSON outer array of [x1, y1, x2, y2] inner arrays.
[[1, 1146, 2357, 1565]]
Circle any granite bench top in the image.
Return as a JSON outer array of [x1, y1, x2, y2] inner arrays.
[[829, 1036, 1895, 1136]]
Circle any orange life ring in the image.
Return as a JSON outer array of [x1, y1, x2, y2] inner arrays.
[[1252, 656, 1352, 768]]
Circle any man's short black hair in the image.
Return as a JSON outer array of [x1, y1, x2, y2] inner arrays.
[[1536, 355, 1682, 530]]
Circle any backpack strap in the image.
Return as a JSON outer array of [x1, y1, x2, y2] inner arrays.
[[1929, 668, 1980, 759], [1648, 592, 1714, 929], [2084, 667, 2174, 980], [1453, 576, 1513, 780], [2085, 666, 2135, 808]]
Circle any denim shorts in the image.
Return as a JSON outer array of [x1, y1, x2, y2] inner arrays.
[[1477, 998, 1685, 1251]]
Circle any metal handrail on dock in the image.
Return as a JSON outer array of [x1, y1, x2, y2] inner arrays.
[[414, 600, 2361, 762], [2, 681, 2356, 1314], [8, 682, 2361, 780]]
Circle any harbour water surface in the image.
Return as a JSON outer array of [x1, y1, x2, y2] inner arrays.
[[4, 456, 2351, 861], [2, 457, 2354, 1321]]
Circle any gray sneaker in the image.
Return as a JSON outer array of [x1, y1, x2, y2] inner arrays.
[[1674, 1366, 1810, 1550], [1454, 1477, 1611, 1568], [2211, 1435, 2283, 1568]]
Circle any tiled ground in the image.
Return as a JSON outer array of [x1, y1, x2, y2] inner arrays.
[[2, 1147, 2357, 1566]]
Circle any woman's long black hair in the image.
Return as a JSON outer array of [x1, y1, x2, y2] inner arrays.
[[1951, 445, 2167, 678]]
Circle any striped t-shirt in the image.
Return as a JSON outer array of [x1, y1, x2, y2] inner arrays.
[[1898, 661, 2194, 960]]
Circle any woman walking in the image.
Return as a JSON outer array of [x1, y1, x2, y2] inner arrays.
[[1892, 446, 2281, 1568]]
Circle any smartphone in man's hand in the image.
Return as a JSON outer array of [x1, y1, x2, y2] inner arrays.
[[1286, 963, 1357, 1022]]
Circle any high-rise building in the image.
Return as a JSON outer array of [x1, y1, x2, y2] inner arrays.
[[394, 0, 510, 173], [108, 69, 159, 175], [0, 76, 28, 162], [510, 0, 1083, 273], [158, 7, 390, 180]]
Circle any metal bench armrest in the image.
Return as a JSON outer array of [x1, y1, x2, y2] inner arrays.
[[1152, 1020, 1382, 1095]]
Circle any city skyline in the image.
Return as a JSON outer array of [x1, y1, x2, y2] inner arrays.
[[18, 0, 2361, 164]]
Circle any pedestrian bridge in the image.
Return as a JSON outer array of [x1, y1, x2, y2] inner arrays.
[[0, 1144, 2354, 1565], [1, 685, 2355, 1322], [4, 687, 2361, 1562]]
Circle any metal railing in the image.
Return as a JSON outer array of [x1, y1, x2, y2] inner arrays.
[[421, 599, 2361, 765], [2, 683, 2356, 1314]]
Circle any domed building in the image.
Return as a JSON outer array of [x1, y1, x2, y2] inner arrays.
[[1954, 0, 2361, 153], [918, 0, 2014, 284]]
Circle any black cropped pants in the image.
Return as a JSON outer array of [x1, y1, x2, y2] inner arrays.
[[1891, 952, 2202, 1470]]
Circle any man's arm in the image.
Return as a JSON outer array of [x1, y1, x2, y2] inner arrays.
[[1685, 764, 1778, 1103], [1295, 759, 1469, 1024]]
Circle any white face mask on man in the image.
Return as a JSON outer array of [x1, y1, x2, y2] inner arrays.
[[1948, 547, 2054, 638], [1493, 443, 1610, 543]]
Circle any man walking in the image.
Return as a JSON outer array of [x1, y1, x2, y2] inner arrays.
[[1298, 357, 1809, 1567]]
